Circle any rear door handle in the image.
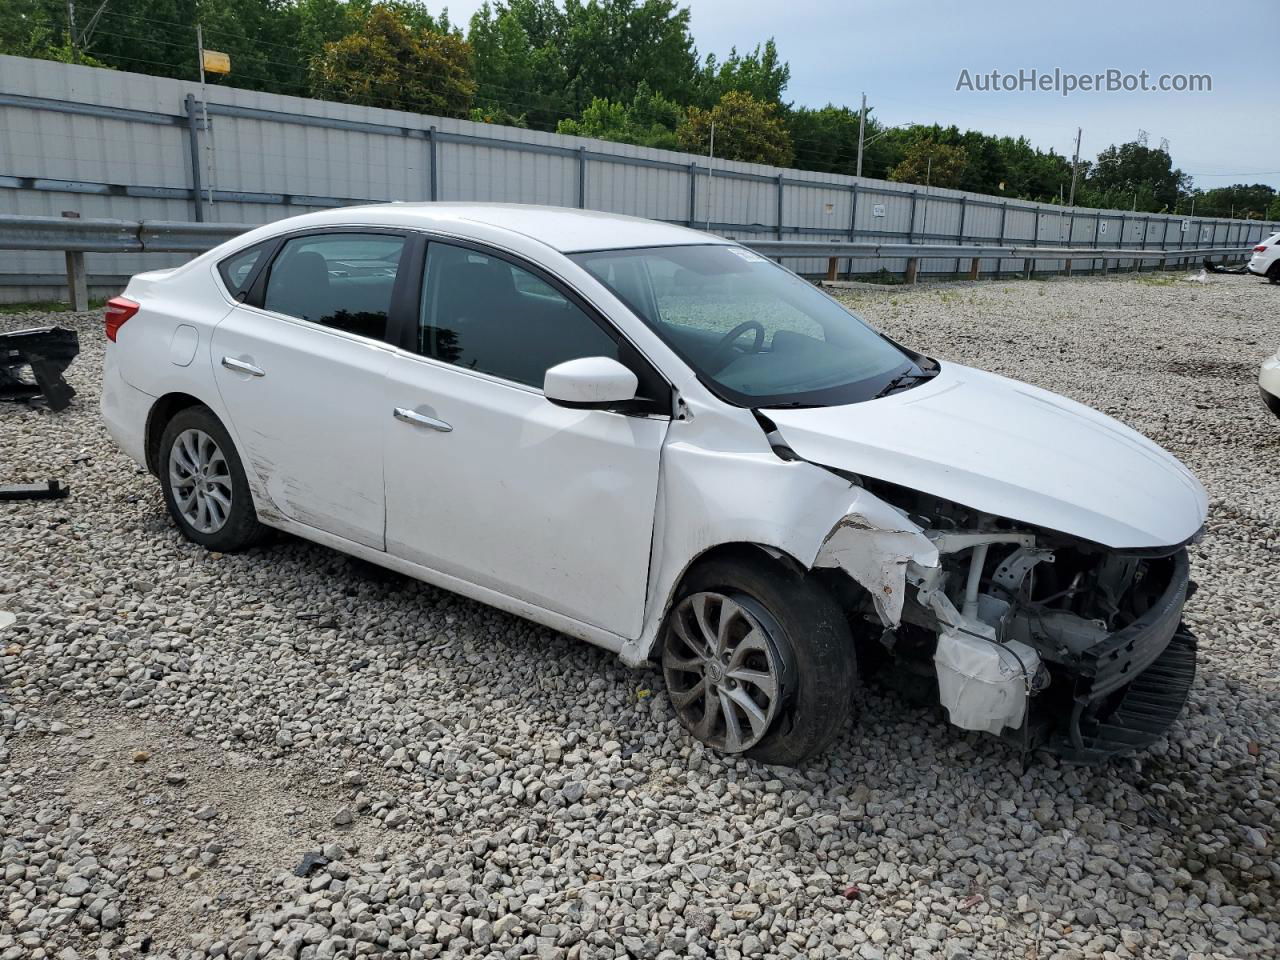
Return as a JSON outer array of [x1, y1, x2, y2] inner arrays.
[[393, 407, 452, 432], [221, 356, 265, 377]]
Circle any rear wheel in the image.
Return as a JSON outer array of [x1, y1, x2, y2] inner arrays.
[[661, 553, 857, 766], [158, 405, 266, 551], [1268, 261, 1280, 284]]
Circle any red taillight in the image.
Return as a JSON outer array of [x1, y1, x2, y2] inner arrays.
[[1256, 245, 1269, 253], [104, 296, 139, 342]]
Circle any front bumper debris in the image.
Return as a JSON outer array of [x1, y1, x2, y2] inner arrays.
[[1048, 550, 1195, 763], [0, 326, 80, 411]]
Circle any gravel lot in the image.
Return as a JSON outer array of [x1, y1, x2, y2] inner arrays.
[[2, 271, 1278, 960]]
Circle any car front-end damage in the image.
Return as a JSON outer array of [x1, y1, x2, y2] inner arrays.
[[811, 478, 1199, 764]]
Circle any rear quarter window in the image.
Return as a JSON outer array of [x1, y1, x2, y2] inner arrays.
[[218, 242, 269, 298]]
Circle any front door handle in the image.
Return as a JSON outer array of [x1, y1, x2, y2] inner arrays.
[[221, 356, 265, 377], [393, 407, 453, 433]]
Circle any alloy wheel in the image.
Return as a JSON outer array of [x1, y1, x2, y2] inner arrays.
[[168, 428, 233, 534], [662, 591, 783, 753]]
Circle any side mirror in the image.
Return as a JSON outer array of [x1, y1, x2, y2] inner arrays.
[[543, 356, 638, 409]]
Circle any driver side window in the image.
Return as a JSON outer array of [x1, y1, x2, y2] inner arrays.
[[417, 242, 621, 389]]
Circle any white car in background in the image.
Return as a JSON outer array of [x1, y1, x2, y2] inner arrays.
[[100, 204, 1207, 766], [1248, 232, 1280, 282]]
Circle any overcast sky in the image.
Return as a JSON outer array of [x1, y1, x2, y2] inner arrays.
[[446, 0, 1280, 192]]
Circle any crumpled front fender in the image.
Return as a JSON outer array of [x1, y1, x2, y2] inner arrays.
[[812, 489, 939, 626]]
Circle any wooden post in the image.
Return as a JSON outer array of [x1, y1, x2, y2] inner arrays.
[[61, 211, 89, 311], [826, 257, 839, 282], [967, 258, 980, 281], [905, 257, 919, 284], [64, 252, 88, 311], [1064, 258, 1072, 277]]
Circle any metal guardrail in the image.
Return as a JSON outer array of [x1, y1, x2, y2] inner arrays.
[[0, 215, 253, 253], [745, 240, 1252, 261], [0, 213, 1258, 308]]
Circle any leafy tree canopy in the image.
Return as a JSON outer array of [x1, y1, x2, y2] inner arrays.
[[310, 4, 474, 116], [678, 91, 794, 167], [557, 82, 682, 149]]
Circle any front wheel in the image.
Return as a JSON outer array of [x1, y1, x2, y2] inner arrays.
[[661, 554, 858, 766], [158, 405, 266, 551]]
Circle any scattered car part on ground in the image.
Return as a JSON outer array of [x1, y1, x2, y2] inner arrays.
[[99, 203, 1208, 766], [1204, 258, 1250, 275], [1247, 232, 1280, 282], [1260, 347, 1280, 417], [0, 479, 70, 501], [0, 325, 79, 410]]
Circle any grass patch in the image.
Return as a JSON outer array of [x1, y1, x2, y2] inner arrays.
[[1135, 274, 1180, 287], [0, 297, 106, 315]]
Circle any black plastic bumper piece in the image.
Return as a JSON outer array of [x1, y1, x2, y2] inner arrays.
[[0, 326, 79, 411], [1048, 550, 1196, 764]]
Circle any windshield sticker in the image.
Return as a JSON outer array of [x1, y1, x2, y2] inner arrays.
[[728, 247, 767, 262]]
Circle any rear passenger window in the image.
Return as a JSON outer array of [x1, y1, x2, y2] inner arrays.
[[263, 233, 405, 341], [418, 243, 619, 388], [218, 242, 268, 299]]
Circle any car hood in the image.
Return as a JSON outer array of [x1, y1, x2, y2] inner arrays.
[[768, 362, 1207, 549]]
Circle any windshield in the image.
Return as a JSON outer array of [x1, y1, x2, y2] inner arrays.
[[571, 244, 927, 407]]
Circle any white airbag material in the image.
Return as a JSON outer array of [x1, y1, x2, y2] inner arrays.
[[934, 630, 1040, 734]]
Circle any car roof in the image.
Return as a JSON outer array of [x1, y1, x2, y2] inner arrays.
[[299, 202, 729, 254]]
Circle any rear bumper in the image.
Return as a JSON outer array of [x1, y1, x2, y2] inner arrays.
[[1044, 549, 1196, 763], [100, 348, 153, 468]]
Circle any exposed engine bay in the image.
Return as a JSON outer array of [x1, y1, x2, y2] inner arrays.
[[818, 477, 1199, 763]]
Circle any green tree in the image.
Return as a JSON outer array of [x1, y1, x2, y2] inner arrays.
[[1083, 138, 1191, 213], [1191, 183, 1276, 219], [467, 0, 566, 129], [560, 0, 697, 111], [694, 38, 789, 106], [678, 90, 793, 166], [557, 81, 682, 148], [311, 4, 475, 116], [887, 139, 968, 189]]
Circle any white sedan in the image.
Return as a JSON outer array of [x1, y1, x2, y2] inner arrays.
[[101, 204, 1207, 765]]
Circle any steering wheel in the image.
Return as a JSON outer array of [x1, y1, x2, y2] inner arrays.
[[708, 320, 766, 370]]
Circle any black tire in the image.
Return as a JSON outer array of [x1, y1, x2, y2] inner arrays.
[[1268, 261, 1280, 284], [158, 405, 267, 552], [662, 552, 857, 766]]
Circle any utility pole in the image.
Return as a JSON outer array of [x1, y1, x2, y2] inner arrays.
[[66, 0, 76, 53], [856, 92, 866, 178], [1068, 126, 1082, 207], [196, 23, 215, 215], [705, 121, 715, 231]]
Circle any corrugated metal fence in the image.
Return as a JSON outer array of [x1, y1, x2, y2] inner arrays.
[[1, 54, 1276, 302]]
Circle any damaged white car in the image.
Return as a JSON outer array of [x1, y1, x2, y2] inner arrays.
[[101, 204, 1207, 766]]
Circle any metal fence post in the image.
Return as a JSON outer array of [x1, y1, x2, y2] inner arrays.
[[577, 147, 587, 209], [997, 201, 1008, 278], [846, 184, 859, 276], [688, 163, 698, 227], [956, 195, 967, 276], [428, 126, 438, 201], [183, 93, 205, 223], [907, 192, 918, 244], [776, 174, 785, 240]]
